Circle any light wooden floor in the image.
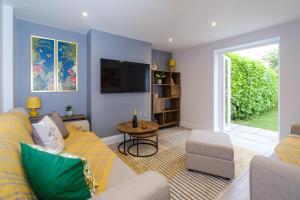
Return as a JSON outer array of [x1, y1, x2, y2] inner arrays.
[[219, 124, 279, 200], [219, 171, 250, 200]]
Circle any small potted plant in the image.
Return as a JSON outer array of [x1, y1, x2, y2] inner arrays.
[[155, 72, 166, 84], [65, 105, 74, 116]]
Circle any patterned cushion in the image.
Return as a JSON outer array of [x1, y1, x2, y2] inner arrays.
[[21, 142, 96, 200], [0, 113, 36, 200], [32, 116, 64, 152]]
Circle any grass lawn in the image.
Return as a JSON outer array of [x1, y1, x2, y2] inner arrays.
[[233, 107, 278, 131]]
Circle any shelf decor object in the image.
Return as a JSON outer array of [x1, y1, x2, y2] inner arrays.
[[151, 62, 158, 70], [152, 70, 181, 128], [169, 59, 176, 72], [155, 71, 166, 84], [26, 96, 41, 117]]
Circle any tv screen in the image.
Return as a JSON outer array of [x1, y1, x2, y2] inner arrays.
[[101, 58, 150, 93]]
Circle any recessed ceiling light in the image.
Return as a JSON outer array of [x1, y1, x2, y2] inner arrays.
[[82, 12, 88, 17], [168, 38, 173, 42], [211, 21, 217, 27]]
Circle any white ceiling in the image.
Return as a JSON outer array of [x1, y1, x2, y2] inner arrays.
[[3, 0, 300, 51]]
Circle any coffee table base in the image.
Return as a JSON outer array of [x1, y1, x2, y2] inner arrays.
[[118, 133, 158, 157]]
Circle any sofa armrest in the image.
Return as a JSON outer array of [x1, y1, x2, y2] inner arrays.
[[250, 155, 300, 200], [290, 123, 300, 135], [92, 171, 170, 200]]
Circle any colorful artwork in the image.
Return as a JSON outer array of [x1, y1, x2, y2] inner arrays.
[[57, 40, 78, 91], [31, 36, 55, 92]]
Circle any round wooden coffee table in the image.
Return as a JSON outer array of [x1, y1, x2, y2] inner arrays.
[[117, 121, 159, 157]]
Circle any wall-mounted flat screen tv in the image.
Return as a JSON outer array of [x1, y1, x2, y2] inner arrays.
[[101, 58, 150, 93]]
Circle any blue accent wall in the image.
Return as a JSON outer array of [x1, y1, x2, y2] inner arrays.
[[87, 29, 152, 137], [14, 19, 173, 138], [15, 19, 87, 115], [152, 49, 172, 71]]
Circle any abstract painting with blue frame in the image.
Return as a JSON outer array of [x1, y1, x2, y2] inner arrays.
[[57, 40, 78, 92], [31, 36, 55, 92]]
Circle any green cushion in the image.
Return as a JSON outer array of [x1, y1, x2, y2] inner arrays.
[[21, 142, 92, 200]]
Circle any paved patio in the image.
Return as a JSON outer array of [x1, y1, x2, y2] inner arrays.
[[226, 124, 279, 156], [220, 124, 279, 200]]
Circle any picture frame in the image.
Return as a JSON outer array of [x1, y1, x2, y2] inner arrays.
[[56, 40, 78, 92], [31, 35, 56, 92]]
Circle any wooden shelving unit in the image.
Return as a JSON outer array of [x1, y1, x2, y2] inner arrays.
[[152, 70, 181, 128]]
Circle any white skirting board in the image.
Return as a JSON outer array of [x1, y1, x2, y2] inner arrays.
[[102, 122, 210, 145], [180, 121, 210, 130], [102, 134, 128, 145]]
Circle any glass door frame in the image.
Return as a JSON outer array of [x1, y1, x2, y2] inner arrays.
[[223, 55, 231, 131], [217, 55, 231, 132], [213, 37, 280, 133]]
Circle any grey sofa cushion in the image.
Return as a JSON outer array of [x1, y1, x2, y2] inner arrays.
[[94, 158, 170, 200], [106, 157, 137, 189], [48, 112, 69, 138], [186, 130, 234, 161], [250, 155, 300, 200], [92, 171, 170, 200]]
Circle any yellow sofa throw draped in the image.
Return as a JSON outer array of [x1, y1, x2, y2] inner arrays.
[[275, 135, 300, 166], [64, 125, 116, 194], [0, 113, 36, 200]]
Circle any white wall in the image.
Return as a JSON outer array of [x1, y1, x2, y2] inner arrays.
[[174, 19, 300, 139], [1, 4, 14, 112]]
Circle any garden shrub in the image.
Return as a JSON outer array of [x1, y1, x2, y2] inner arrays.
[[227, 53, 278, 120]]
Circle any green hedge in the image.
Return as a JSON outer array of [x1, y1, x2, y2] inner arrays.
[[227, 53, 278, 120]]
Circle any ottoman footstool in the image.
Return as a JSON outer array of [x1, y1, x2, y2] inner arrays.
[[185, 130, 235, 179]]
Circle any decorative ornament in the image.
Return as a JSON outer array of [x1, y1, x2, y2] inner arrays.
[[151, 62, 158, 70], [169, 59, 176, 72]]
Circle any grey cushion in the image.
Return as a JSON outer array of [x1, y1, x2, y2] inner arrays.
[[49, 112, 69, 138], [186, 130, 234, 161]]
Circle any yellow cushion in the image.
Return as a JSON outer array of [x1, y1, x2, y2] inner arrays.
[[64, 125, 116, 194], [0, 113, 36, 200]]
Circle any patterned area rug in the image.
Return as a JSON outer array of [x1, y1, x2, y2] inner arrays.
[[110, 127, 256, 200]]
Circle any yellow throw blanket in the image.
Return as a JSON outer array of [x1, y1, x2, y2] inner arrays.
[[275, 135, 300, 166], [64, 125, 116, 194]]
